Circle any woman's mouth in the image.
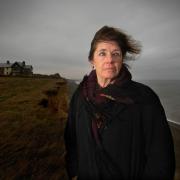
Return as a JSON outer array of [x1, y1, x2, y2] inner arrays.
[[104, 67, 115, 71]]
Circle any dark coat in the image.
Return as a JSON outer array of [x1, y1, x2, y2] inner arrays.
[[64, 80, 175, 180]]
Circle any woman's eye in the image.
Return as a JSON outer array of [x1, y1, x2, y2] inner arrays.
[[99, 52, 106, 56], [113, 52, 121, 57]]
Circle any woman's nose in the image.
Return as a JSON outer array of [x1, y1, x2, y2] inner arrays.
[[105, 54, 113, 62]]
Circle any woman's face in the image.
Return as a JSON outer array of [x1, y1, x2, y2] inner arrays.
[[91, 41, 123, 81]]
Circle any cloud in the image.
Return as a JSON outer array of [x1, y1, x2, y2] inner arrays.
[[0, 0, 180, 79]]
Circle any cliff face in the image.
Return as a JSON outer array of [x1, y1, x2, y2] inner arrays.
[[42, 79, 68, 118]]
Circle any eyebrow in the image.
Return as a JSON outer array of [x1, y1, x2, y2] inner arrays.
[[99, 49, 121, 51], [98, 49, 121, 52], [98, 49, 106, 51]]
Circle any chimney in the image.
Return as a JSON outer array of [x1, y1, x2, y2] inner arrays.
[[7, 60, 10, 64], [22, 61, 25, 66]]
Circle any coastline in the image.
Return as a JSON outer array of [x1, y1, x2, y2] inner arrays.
[[168, 119, 180, 128], [168, 119, 180, 180]]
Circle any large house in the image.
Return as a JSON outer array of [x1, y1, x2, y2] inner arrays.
[[0, 61, 33, 76]]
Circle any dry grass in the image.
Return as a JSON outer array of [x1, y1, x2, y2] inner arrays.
[[0, 76, 68, 179]]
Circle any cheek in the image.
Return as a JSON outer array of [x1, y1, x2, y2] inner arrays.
[[115, 61, 122, 71], [93, 60, 103, 69]]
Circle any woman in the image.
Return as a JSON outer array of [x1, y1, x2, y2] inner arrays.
[[64, 26, 175, 180]]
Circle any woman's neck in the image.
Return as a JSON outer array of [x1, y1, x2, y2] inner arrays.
[[97, 77, 115, 88]]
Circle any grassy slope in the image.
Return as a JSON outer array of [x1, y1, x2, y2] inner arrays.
[[0, 77, 68, 179]]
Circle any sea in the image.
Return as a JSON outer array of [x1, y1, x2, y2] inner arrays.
[[140, 80, 180, 125], [74, 79, 180, 125]]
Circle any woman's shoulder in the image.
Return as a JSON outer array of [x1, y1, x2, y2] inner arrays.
[[70, 87, 81, 101], [130, 80, 161, 105], [69, 84, 84, 105], [131, 80, 155, 93]]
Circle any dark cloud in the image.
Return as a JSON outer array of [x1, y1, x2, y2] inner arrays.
[[0, 0, 180, 79]]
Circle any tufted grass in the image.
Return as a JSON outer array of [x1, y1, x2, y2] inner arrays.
[[0, 76, 68, 179]]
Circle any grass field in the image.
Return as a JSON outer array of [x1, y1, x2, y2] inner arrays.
[[0, 76, 69, 179]]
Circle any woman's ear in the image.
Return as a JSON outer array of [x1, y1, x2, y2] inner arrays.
[[90, 61, 95, 70]]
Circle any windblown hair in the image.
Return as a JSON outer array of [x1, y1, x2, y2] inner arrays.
[[88, 26, 142, 61]]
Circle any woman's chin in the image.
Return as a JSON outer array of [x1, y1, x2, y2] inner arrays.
[[103, 73, 117, 80]]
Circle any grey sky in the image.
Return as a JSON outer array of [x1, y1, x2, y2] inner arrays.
[[0, 0, 180, 80]]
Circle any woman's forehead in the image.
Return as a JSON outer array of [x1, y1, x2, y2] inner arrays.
[[95, 41, 121, 51]]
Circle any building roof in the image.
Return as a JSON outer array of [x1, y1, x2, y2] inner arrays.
[[0, 63, 12, 68], [25, 65, 33, 69], [12, 62, 24, 67], [0, 61, 32, 69]]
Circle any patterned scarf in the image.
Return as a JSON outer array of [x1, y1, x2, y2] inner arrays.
[[80, 64, 134, 132]]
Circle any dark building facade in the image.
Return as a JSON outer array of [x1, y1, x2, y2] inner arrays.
[[0, 61, 33, 76]]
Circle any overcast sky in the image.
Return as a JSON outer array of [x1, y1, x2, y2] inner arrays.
[[0, 0, 180, 80]]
